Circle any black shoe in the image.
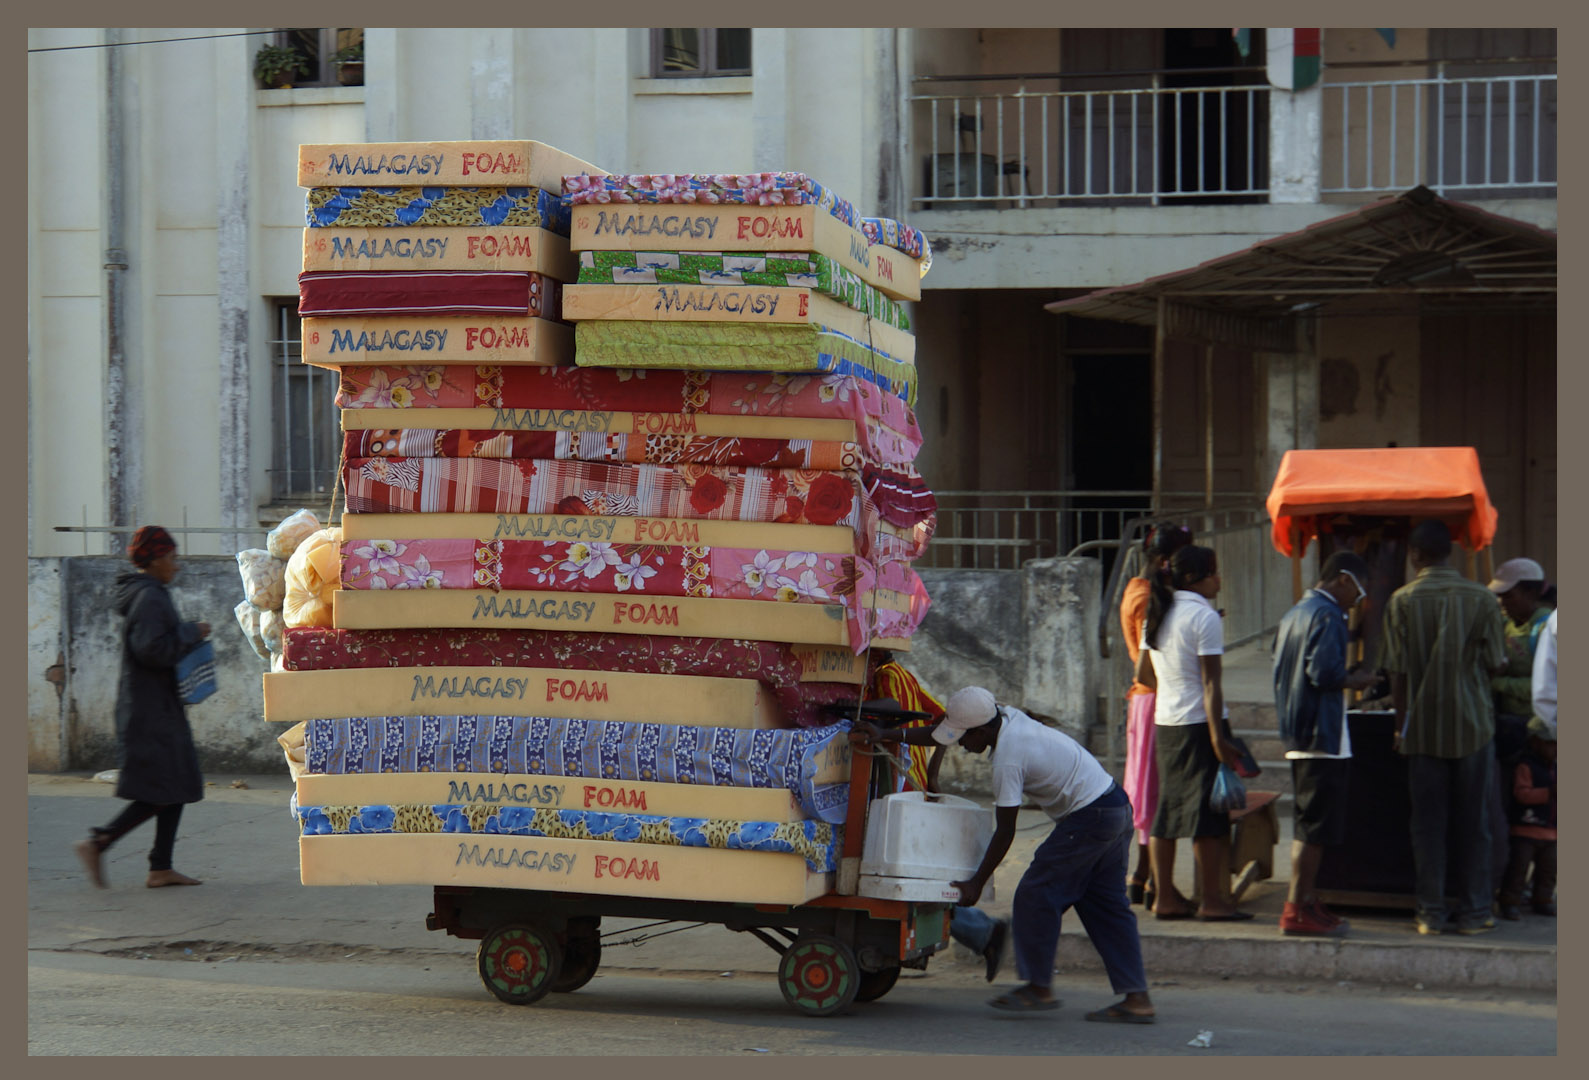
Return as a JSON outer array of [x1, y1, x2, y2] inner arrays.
[[983, 920, 1010, 983], [1532, 903, 1556, 917], [1499, 905, 1522, 921], [1128, 881, 1146, 905]]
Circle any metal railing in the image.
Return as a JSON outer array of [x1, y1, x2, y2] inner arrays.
[[920, 490, 1255, 571], [1322, 71, 1556, 194], [909, 70, 1270, 208], [271, 301, 341, 502]]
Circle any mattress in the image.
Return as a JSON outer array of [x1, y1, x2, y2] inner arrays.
[[577, 250, 910, 331], [569, 204, 923, 302], [340, 511, 854, 552], [302, 226, 575, 278], [297, 271, 561, 319], [330, 587, 923, 650], [562, 173, 931, 263], [279, 626, 870, 720], [335, 366, 921, 440], [298, 833, 831, 903], [262, 666, 784, 729], [560, 285, 916, 364], [339, 421, 914, 471], [302, 714, 854, 823], [294, 772, 810, 822], [300, 140, 604, 190], [306, 186, 571, 235], [300, 315, 572, 367], [295, 804, 840, 873]]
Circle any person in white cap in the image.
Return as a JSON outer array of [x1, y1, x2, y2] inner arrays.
[[858, 687, 1155, 1022], [1488, 557, 1553, 721]]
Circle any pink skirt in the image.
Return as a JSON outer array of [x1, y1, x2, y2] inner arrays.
[[1124, 692, 1159, 845]]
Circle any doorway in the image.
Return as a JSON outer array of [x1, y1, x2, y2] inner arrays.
[[1069, 351, 1153, 581], [1159, 28, 1269, 201]]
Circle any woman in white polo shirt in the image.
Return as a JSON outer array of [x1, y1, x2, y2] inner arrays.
[[1135, 545, 1251, 921]]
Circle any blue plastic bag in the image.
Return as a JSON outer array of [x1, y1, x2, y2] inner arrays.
[[175, 640, 217, 706], [1209, 763, 1247, 814]]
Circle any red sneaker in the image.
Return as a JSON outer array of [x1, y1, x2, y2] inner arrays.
[[1307, 900, 1350, 932], [1281, 901, 1347, 937]]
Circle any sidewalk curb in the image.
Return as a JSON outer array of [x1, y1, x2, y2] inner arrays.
[[1052, 933, 1556, 992]]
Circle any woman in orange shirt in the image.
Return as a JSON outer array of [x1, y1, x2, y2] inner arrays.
[[1119, 523, 1192, 905]]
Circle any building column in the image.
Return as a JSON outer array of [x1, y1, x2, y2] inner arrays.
[[1268, 85, 1323, 203], [750, 28, 788, 172], [363, 28, 399, 141], [471, 29, 515, 139], [1259, 340, 1319, 496], [215, 31, 253, 552]]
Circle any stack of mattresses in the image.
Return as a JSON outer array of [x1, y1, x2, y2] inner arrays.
[[273, 146, 933, 905]]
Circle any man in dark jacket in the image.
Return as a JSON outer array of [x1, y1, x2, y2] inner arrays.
[[1272, 551, 1377, 937], [75, 526, 211, 888]]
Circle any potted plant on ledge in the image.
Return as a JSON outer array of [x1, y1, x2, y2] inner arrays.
[[335, 43, 364, 86], [255, 43, 309, 89]]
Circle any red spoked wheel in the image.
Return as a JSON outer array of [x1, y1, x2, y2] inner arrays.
[[477, 922, 563, 1006], [778, 933, 860, 1017]]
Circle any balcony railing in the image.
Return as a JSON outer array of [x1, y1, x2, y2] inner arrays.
[[1321, 71, 1556, 195], [908, 70, 1270, 209]]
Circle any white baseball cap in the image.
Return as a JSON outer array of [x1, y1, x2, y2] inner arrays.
[[932, 686, 1000, 745], [1488, 557, 1546, 594]]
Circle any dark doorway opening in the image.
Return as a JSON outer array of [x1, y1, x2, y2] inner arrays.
[[1159, 28, 1269, 202], [1070, 352, 1153, 582]]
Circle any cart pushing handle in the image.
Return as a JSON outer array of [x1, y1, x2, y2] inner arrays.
[[824, 697, 935, 730]]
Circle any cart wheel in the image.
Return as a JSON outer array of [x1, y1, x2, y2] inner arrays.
[[552, 924, 601, 993], [477, 923, 563, 1006], [854, 964, 902, 1002], [779, 933, 860, 1017]]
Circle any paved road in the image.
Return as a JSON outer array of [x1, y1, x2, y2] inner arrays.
[[29, 950, 1554, 1056]]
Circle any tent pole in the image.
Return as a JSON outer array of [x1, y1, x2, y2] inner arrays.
[[1480, 547, 1494, 583], [1464, 547, 1477, 581], [1291, 528, 1304, 603], [1152, 297, 1166, 514]]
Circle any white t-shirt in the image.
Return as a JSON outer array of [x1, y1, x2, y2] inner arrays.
[[1143, 590, 1225, 726], [988, 707, 1116, 822], [1532, 608, 1557, 732]]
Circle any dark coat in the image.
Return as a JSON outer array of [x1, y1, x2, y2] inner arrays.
[[113, 571, 206, 805]]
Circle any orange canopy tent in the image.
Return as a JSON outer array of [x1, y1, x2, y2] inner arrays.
[[1266, 447, 1498, 559]]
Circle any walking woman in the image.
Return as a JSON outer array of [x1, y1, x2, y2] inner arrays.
[[75, 526, 212, 888], [1134, 545, 1250, 920], [1118, 522, 1193, 907]]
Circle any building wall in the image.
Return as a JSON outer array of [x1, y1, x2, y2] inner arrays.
[[1315, 303, 1422, 451]]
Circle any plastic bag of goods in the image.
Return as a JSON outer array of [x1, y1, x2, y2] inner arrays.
[[233, 600, 271, 661], [283, 527, 343, 629], [236, 549, 287, 610], [267, 508, 322, 561], [260, 608, 285, 655]]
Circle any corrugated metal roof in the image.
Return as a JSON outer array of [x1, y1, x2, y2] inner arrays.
[[1045, 187, 1556, 328]]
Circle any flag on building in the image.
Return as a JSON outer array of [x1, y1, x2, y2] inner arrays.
[[1266, 28, 1321, 90]]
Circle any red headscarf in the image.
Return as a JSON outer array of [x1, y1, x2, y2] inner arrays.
[[128, 525, 176, 568]]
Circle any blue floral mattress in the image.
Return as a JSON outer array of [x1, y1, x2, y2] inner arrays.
[[295, 803, 840, 872], [306, 186, 571, 235], [302, 715, 853, 824]]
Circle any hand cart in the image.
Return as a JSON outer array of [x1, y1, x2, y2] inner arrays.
[[424, 704, 964, 1017]]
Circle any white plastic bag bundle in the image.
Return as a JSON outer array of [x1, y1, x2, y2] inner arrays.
[[237, 549, 287, 610], [283, 527, 343, 629], [233, 600, 271, 661], [267, 508, 322, 561], [260, 608, 285, 655]]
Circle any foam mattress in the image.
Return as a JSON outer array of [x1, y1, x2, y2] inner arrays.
[[301, 315, 572, 367], [307, 186, 571, 235], [569, 204, 923, 302], [301, 226, 575, 278], [263, 666, 784, 728], [298, 832, 832, 903], [300, 140, 604, 190], [297, 271, 561, 319]]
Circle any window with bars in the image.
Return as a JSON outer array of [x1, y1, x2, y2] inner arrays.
[[269, 301, 342, 502], [650, 29, 752, 77], [276, 27, 364, 87]]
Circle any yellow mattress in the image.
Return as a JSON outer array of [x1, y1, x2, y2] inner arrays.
[[301, 226, 575, 278], [298, 140, 604, 190], [263, 666, 783, 728], [569, 204, 923, 302], [299, 833, 832, 904], [561, 285, 915, 364], [301, 315, 572, 368]]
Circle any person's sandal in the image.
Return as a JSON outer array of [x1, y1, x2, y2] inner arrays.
[[74, 837, 106, 889], [989, 985, 1061, 1012]]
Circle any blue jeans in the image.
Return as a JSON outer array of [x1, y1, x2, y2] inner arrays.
[[950, 905, 999, 953], [1009, 787, 1148, 994]]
